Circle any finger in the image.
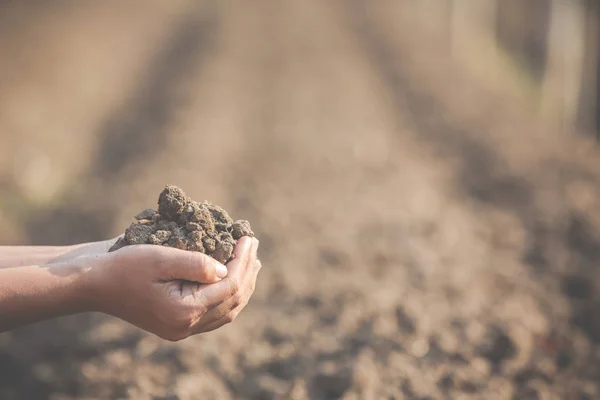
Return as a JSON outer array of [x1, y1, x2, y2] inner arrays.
[[200, 310, 241, 333], [197, 299, 250, 334], [181, 281, 199, 299], [191, 289, 246, 333], [250, 258, 262, 284], [191, 237, 256, 309], [199, 280, 257, 333], [154, 246, 228, 283], [191, 257, 262, 334], [225, 236, 256, 277]]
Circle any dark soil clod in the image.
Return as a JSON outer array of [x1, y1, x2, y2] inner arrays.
[[109, 185, 254, 263]]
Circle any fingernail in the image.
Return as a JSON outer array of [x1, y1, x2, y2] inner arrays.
[[216, 262, 228, 279]]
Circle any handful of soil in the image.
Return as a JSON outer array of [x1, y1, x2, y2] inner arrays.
[[109, 185, 254, 264]]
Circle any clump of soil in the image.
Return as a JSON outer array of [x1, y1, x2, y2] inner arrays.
[[109, 185, 254, 264]]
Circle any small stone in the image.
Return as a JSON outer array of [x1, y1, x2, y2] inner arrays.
[[158, 185, 188, 221], [108, 185, 254, 263], [231, 220, 254, 239], [124, 223, 153, 245], [206, 203, 233, 226], [156, 220, 178, 232], [168, 236, 188, 250], [149, 230, 172, 245], [189, 203, 215, 231], [167, 227, 188, 249], [203, 237, 216, 253], [219, 231, 234, 243], [187, 240, 205, 253], [109, 237, 128, 252], [186, 222, 201, 232], [188, 230, 204, 243], [215, 222, 230, 232], [211, 240, 234, 264], [134, 208, 157, 220], [149, 235, 160, 245]]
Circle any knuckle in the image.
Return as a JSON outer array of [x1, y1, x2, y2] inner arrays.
[[198, 253, 210, 268], [231, 293, 244, 308], [194, 300, 209, 317], [222, 313, 235, 325], [198, 259, 213, 280]]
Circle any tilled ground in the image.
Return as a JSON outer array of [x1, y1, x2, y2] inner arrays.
[[2, 1, 600, 399]]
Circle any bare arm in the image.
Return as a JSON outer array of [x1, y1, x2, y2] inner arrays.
[[0, 246, 77, 268], [0, 237, 261, 338], [0, 240, 116, 269], [0, 259, 96, 331]]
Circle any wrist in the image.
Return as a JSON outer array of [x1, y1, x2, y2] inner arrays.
[[59, 254, 109, 313]]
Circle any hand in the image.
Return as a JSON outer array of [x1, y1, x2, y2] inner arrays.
[[86, 236, 261, 341]]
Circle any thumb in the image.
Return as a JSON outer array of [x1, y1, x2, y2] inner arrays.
[[156, 247, 228, 283]]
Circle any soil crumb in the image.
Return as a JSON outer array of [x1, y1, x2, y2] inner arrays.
[[109, 185, 254, 263]]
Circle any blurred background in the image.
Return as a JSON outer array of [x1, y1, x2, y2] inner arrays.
[[1, 1, 600, 399]]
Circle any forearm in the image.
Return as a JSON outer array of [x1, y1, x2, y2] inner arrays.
[[0, 246, 77, 269], [0, 240, 115, 269], [0, 260, 96, 332]]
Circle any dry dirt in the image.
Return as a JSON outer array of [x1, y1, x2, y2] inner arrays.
[[109, 185, 253, 264], [2, 1, 600, 399]]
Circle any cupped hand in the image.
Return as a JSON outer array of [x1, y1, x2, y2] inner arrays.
[[86, 236, 261, 341]]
